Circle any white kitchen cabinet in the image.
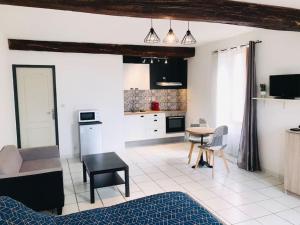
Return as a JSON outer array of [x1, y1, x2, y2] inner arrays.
[[123, 64, 150, 90], [124, 113, 166, 141], [285, 130, 300, 195]]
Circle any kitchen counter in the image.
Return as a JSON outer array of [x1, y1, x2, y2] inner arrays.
[[124, 110, 186, 116]]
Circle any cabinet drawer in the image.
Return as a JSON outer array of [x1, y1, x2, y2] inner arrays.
[[147, 128, 164, 138], [146, 113, 165, 126]]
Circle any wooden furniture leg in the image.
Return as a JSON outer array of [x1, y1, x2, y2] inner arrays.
[[195, 148, 203, 168], [188, 142, 195, 164], [220, 150, 230, 173], [205, 151, 209, 164], [211, 151, 215, 178]]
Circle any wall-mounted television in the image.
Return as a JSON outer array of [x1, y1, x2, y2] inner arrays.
[[270, 74, 300, 99]]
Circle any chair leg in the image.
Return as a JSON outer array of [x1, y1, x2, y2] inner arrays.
[[188, 142, 195, 164], [205, 151, 209, 164], [195, 149, 203, 169], [211, 151, 215, 178], [220, 150, 230, 173]]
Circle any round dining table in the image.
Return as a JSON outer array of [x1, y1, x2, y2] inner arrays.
[[185, 127, 215, 168]]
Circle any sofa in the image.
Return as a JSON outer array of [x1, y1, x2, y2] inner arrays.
[[0, 145, 64, 214], [0, 192, 222, 225]]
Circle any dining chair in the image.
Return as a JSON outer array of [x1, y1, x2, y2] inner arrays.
[[187, 118, 209, 164], [194, 125, 230, 178]]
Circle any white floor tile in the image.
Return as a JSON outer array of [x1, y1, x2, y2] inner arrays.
[[76, 191, 100, 203], [256, 214, 292, 225], [78, 200, 103, 211], [217, 208, 250, 224], [257, 199, 288, 213], [64, 194, 77, 205], [258, 186, 285, 198], [203, 198, 233, 211], [62, 204, 79, 215], [131, 174, 152, 183], [277, 209, 300, 225], [236, 220, 261, 225], [237, 203, 272, 218], [275, 195, 300, 208]]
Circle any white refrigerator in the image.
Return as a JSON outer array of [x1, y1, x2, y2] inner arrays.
[[79, 121, 102, 160]]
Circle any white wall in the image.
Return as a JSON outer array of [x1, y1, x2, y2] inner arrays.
[[0, 33, 17, 148], [6, 50, 124, 157], [188, 29, 300, 176]]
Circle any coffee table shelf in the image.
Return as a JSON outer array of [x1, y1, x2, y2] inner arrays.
[[93, 172, 125, 188], [82, 152, 130, 203]]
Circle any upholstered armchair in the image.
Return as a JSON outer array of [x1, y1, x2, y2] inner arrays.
[[0, 145, 64, 214]]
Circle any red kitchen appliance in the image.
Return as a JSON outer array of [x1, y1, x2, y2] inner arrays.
[[151, 101, 160, 111]]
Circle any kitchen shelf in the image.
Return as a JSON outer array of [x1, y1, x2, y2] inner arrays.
[[252, 97, 300, 109], [252, 97, 300, 102]]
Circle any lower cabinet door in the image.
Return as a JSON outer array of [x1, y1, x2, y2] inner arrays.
[[124, 115, 147, 141], [146, 128, 164, 139]]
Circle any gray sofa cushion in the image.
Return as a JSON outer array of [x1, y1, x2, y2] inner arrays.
[[20, 158, 61, 173], [0, 145, 23, 175]]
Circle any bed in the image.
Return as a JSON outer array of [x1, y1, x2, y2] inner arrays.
[[0, 192, 222, 225]]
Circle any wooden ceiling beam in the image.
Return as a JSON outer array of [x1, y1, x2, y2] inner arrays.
[[0, 0, 300, 32], [8, 39, 195, 58]]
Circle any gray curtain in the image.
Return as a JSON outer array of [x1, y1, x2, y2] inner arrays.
[[237, 41, 261, 171]]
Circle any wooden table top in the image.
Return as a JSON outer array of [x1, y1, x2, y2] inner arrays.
[[186, 127, 215, 136]]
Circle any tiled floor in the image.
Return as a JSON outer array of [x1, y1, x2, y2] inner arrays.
[[61, 142, 300, 225]]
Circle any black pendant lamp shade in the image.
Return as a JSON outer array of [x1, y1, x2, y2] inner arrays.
[[163, 20, 179, 44], [181, 22, 197, 45], [144, 19, 160, 44]]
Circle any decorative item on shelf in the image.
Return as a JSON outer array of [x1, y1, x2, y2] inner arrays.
[[259, 84, 267, 97], [144, 19, 160, 44], [163, 20, 179, 44], [181, 22, 197, 45]]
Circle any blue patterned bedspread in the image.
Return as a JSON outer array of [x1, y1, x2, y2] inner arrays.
[[0, 192, 222, 225]]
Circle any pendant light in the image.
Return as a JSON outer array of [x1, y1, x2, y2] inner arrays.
[[181, 21, 197, 45], [163, 20, 179, 44], [144, 19, 160, 44]]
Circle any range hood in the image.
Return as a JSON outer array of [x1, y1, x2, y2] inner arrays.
[[156, 81, 183, 87]]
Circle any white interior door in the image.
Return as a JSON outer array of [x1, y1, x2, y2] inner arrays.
[[15, 67, 57, 148]]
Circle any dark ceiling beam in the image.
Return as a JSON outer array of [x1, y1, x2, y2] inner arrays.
[[1, 0, 300, 32], [8, 39, 195, 58]]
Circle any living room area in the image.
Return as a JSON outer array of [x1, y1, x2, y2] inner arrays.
[[1, 1, 300, 225]]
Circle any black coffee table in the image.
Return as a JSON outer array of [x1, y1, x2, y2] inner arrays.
[[82, 152, 130, 203]]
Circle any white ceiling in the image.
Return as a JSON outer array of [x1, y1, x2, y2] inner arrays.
[[0, 1, 298, 47], [234, 0, 300, 9], [0, 5, 254, 46]]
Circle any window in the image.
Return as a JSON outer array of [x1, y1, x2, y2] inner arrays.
[[216, 47, 247, 157]]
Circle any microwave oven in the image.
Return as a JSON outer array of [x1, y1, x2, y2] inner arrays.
[[78, 110, 100, 123]]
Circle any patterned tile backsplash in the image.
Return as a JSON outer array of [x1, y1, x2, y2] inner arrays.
[[124, 89, 187, 112]]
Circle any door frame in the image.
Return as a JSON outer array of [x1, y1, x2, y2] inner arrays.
[[12, 65, 59, 148]]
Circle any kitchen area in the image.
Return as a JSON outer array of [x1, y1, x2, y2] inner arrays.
[[123, 56, 188, 144]]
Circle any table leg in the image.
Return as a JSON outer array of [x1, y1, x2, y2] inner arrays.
[[199, 136, 205, 166], [90, 175, 95, 204], [83, 163, 87, 183], [125, 168, 130, 197]]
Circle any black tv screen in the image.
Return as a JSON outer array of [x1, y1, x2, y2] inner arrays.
[[270, 74, 300, 99]]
